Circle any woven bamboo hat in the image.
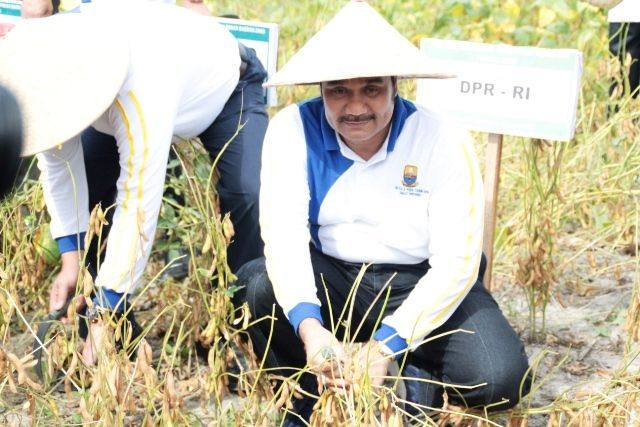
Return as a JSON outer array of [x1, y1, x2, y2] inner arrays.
[[265, 0, 449, 87], [0, 12, 129, 156]]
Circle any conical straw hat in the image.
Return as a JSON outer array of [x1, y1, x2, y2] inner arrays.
[[265, 1, 449, 87], [0, 12, 129, 156]]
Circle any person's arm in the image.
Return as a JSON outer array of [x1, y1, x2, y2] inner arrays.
[[90, 87, 175, 312], [260, 105, 322, 331], [374, 128, 484, 356], [37, 135, 89, 251], [260, 106, 346, 381], [49, 250, 83, 313], [37, 134, 90, 313]]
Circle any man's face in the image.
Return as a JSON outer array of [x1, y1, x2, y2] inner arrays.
[[321, 77, 397, 155]]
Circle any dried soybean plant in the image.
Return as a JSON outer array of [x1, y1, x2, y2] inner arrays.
[[515, 139, 565, 340], [259, 266, 500, 426], [546, 372, 640, 426], [156, 138, 274, 414], [0, 176, 54, 336]]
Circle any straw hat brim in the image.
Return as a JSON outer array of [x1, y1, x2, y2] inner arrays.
[[265, 1, 450, 87], [0, 13, 129, 156]]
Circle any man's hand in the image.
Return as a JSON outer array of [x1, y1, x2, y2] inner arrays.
[[352, 341, 394, 388], [81, 320, 105, 366], [298, 318, 347, 392], [21, 0, 53, 18], [49, 250, 85, 320]]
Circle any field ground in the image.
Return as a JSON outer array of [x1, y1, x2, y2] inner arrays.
[[2, 233, 638, 425], [496, 234, 639, 425]]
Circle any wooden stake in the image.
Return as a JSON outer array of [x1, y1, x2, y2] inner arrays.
[[483, 133, 503, 291]]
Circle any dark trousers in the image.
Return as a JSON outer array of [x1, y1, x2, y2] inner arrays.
[[609, 22, 640, 104], [236, 247, 531, 424], [82, 45, 267, 275]]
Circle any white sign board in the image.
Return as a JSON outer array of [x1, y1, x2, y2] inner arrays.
[[417, 39, 582, 142], [215, 17, 279, 107], [0, 0, 20, 23]]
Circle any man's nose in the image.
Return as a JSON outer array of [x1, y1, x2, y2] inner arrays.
[[344, 93, 368, 115]]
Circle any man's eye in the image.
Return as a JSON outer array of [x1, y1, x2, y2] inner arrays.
[[365, 87, 380, 96], [332, 88, 346, 96]]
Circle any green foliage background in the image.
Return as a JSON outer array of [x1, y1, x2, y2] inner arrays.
[[207, 0, 608, 103]]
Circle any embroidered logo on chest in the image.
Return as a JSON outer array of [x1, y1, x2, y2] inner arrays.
[[402, 164, 418, 187], [395, 164, 429, 197]]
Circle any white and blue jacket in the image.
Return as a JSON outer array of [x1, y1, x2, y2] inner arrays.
[[37, 1, 239, 311], [260, 96, 484, 353]]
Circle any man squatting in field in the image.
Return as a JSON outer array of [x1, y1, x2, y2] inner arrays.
[[235, 1, 531, 423], [0, 0, 267, 364]]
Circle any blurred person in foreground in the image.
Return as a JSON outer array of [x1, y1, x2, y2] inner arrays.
[[0, 85, 22, 200], [234, 1, 531, 424], [20, 0, 211, 18], [0, 0, 267, 365]]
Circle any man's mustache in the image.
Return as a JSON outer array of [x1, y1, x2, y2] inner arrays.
[[339, 113, 375, 123]]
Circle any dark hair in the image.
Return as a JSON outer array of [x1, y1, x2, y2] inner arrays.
[[0, 85, 23, 200]]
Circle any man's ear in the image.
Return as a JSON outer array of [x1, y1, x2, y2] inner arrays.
[[391, 76, 398, 96]]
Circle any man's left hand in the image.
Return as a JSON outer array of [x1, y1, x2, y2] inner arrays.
[[352, 341, 394, 388], [298, 318, 348, 391]]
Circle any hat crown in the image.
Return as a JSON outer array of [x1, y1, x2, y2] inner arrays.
[[0, 12, 129, 156], [266, 1, 448, 87]]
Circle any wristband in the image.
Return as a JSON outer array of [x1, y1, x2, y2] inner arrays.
[[376, 341, 395, 358]]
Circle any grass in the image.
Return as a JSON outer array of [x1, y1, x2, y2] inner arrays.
[[1, 0, 640, 425]]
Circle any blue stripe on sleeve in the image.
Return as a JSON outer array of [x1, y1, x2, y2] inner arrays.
[[374, 323, 408, 359], [92, 288, 126, 312], [56, 232, 86, 254], [288, 302, 323, 335]]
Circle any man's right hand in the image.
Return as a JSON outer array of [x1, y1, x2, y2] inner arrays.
[[49, 250, 85, 320], [298, 318, 348, 392]]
